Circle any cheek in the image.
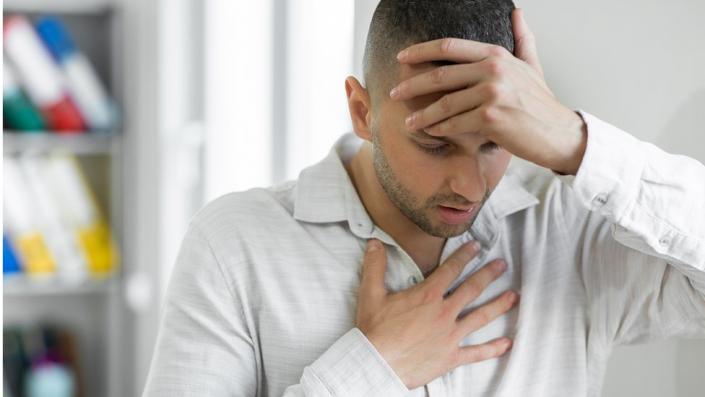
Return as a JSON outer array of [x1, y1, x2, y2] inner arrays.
[[484, 150, 512, 187], [381, 136, 446, 192]]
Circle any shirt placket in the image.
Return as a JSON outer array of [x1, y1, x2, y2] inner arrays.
[[369, 227, 424, 290]]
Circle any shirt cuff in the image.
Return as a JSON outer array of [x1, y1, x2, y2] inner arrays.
[[554, 110, 646, 224], [301, 327, 410, 396]]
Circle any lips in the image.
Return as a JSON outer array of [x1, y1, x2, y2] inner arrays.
[[439, 205, 474, 212], [437, 205, 477, 225]]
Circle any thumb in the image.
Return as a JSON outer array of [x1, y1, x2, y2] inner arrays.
[[512, 8, 544, 77], [359, 239, 388, 302]]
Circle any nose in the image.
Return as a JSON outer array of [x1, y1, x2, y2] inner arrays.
[[448, 158, 486, 204]]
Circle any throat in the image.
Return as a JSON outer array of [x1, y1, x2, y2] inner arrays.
[[345, 143, 446, 277], [402, 236, 446, 278]]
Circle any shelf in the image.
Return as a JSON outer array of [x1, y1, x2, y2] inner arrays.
[[3, 0, 114, 14], [3, 275, 118, 297], [3, 131, 119, 155]]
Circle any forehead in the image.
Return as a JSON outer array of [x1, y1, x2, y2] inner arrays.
[[393, 62, 455, 114], [389, 62, 489, 147]]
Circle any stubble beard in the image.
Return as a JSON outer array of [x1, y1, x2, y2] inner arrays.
[[371, 133, 491, 238]]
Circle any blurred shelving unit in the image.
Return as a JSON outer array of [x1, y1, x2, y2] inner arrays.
[[3, 0, 130, 396], [3, 131, 119, 155]]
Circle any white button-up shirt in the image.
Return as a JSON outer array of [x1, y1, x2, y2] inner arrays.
[[143, 111, 705, 396]]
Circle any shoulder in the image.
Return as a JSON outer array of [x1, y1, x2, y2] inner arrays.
[[506, 158, 566, 203], [188, 180, 298, 243], [504, 158, 595, 228]]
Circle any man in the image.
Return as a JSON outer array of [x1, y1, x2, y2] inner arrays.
[[143, 1, 705, 396]]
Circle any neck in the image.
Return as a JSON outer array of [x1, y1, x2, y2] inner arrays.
[[345, 142, 446, 276]]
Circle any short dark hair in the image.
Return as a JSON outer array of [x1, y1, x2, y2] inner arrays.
[[363, 0, 516, 105]]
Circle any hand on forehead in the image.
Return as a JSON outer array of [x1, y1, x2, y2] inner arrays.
[[394, 61, 460, 114]]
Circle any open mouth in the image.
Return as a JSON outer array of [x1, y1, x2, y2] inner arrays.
[[437, 205, 476, 225]]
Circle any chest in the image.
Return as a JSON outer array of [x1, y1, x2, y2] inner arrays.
[[240, 222, 588, 395]]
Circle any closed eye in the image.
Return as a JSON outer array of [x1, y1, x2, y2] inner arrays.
[[415, 140, 500, 156], [417, 142, 450, 156]]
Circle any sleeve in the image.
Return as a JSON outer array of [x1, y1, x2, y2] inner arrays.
[[555, 110, 705, 346], [141, 222, 410, 397], [141, 223, 259, 396]]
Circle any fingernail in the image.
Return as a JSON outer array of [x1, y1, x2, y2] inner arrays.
[[367, 239, 379, 252], [494, 260, 507, 272], [472, 240, 482, 252], [397, 49, 408, 61], [389, 86, 399, 99], [405, 113, 416, 127]]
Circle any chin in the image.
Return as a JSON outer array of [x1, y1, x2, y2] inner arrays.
[[424, 222, 472, 238]]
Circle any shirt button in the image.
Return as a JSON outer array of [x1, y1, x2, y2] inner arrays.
[[593, 193, 609, 206], [659, 236, 670, 246]]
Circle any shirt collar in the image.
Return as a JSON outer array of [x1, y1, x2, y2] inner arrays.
[[293, 133, 539, 245]]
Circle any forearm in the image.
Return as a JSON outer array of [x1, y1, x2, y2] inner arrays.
[[557, 111, 705, 269], [555, 111, 705, 343]]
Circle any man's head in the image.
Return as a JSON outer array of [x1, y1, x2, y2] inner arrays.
[[363, 0, 515, 107], [346, 0, 516, 238]]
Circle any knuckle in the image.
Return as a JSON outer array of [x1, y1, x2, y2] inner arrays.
[[448, 347, 464, 367], [485, 60, 504, 78], [442, 118, 456, 132], [474, 309, 491, 325], [440, 38, 455, 54], [485, 83, 504, 101], [463, 283, 481, 301], [479, 106, 499, 124], [430, 65, 448, 85], [442, 256, 461, 273], [439, 95, 453, 114], [420, 286, 440, 304], [449, 324, 463, 342], [451, 245, 473, 264], [465, 347, 483, 363], [438, 302, 456, 321], [489, 45, 507, 58]]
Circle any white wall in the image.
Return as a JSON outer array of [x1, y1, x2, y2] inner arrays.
[[353, 1, 705, 396]]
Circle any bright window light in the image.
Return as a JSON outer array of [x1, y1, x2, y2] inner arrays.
[[204, 0, 274, 200], [285, 0, 355, 181]]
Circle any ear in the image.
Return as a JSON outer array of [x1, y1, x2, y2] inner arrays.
[[345, 76, 374, 142]]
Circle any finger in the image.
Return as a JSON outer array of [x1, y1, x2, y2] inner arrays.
[[455, 337, 513, 366], [422, 104, 488, 138], [456, 289, 518, 336], [512, 8, 544, 77], [359, 239, 389, 303], [390, 63, 485, 101], [446, 259, 508, 313], [425, 241, 481, 294], [397, 38, 506, 65], [405, 84, 487, 131]]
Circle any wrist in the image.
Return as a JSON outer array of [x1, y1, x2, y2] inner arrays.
[[553, 110, 587, 175]]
